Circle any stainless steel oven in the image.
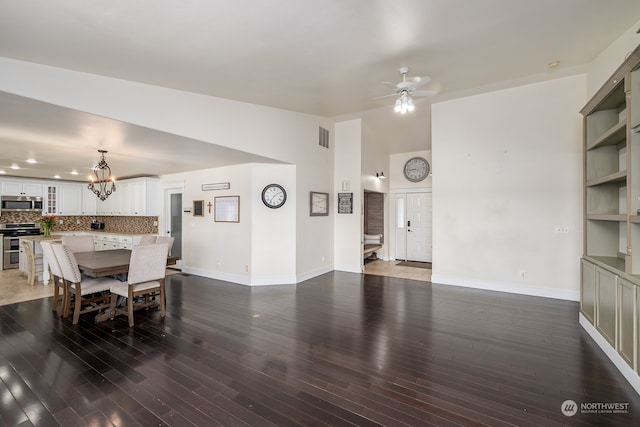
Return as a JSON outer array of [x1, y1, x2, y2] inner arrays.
[[0, 223, 42, 269]]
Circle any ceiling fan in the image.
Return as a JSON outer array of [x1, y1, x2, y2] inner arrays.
[[375, 67, 437, 113]]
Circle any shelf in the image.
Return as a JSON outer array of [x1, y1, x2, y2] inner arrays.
[[585, 255, 626, 272], [586, 121, 626, 151], [586, 170, 627, 187], [587, 214, 626, 221]]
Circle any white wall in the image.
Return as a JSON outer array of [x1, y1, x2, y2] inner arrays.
[[0, 59, 336, 285], [431, 75, 585, 301], [334, 119, 363, 273], [587, 19, 640, 99]]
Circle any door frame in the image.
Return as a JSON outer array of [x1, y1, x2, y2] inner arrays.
[[161, 181, 185, 270], [390, 187, 432, 262]]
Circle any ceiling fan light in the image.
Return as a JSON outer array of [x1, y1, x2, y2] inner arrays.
[[394, 98, 402, 112]]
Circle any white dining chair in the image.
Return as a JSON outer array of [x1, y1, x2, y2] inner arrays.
[[52, 243, 119, 324], [137, 235, 157, 245], [19, 239, 43, 287], [109, 243, 169, 327], [61, 235, 95, 253], [155, 236, 175, 255], [40, 241, 66, 315]]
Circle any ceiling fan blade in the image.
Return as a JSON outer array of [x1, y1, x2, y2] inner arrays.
[[373, 93, 399, 100], [409, 76, 432, 89], [382, 81, 399, 89], [412, 89, 438, 97]]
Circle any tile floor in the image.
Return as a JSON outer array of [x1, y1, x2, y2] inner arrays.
[[0, 268, 54, 307], [364, 259, 432, 282]]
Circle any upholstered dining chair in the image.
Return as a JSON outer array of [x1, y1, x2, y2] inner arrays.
[[40, 241, 66, 315], [52, 243, 119, 325], [61, 235, 95, 253], [155, 236, 175, 255], [109, 243, 169, 327], [137, 235, 157, 245]]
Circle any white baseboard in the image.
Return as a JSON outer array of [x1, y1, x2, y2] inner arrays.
[[334, 264, 362, 274], [296, 265, 334, 283], [579, 314, 640, 395], [431, 274, 579, 301]]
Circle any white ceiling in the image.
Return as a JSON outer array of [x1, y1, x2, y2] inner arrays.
[[0, 0, 639, 181]]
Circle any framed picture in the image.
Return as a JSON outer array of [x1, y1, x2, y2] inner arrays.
[[202, 182, 230, 191], [338, 192, 353, 214], [310, 191, 329, 216], [193, 200, 204, 217], [214, 196, 240, 222]]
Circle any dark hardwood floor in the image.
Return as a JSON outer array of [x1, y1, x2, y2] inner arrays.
[[0, 271, 639, 426]]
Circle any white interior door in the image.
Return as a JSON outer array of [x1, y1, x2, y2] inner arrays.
[[165, 188, 183, 269], [406, 192, 432, 262]]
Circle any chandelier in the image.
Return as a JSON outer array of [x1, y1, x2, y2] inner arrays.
[[88, 150, 116, 201], [394, 90, 415, 114]]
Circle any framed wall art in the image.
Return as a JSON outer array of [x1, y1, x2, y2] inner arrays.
[[310, 191, 329, 216], [193, 200, 204, 217], [214, 196, 240, 222]]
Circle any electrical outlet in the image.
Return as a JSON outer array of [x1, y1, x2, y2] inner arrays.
[[555, 226, 569, 233], [245, 264, 249, 272], [153, 221, 158, 226], [59, 219, 63, 224], [519, 270, 526, 279], [76, 219, 80, 224]]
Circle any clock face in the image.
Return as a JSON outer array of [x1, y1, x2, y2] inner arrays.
[[403, 157, 430, 182], [261, 184, 286, 209]]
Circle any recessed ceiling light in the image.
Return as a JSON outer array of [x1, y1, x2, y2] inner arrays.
[[70, 170, 79, 175], [54, 174, 61, 179], [0, 171, 5, 174], [548, 60, 560, 69], [26, 158, 37, 164], [10, 164, 19, 170]]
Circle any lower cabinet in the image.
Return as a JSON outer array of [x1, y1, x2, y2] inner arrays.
[[581, 257, 638, 373], [618, 278, 635, 368], [596, 267, 617, 347]]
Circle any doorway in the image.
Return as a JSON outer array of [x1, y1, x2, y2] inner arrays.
[[164, 187, 183, 270], [395, 191, 432, 263]]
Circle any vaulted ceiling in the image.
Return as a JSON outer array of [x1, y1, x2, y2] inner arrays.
[[1, 0, 639, 181]]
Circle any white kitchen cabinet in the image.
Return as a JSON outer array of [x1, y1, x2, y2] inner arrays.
[[58, 184, 82, 215], [96, 177, 158, 216], [2, 181, 43, 197], [82, 185, 97, 215]]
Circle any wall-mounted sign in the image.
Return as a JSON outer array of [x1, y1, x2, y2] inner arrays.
[[338, 192, 353, 214], [202, 182, 231, 191]]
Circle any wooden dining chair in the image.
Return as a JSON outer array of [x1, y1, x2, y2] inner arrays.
[[40, 241, 66, 315], [52, 243, 119, 325], [19, 239, 43, 286], [61, 235, 95, 253], [109, 243, 169, 327]]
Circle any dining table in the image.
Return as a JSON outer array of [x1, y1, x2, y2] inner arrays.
[[75, 248, 179, 278]]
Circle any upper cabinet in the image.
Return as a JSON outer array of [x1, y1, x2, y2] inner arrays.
[[2, 181, 42, 197], [58, 184, 83, 215], [96, 177, 159, 216]]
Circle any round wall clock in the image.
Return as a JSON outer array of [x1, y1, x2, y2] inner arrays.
[[261, 184, 287, 209], [403, 157, 430, 182]]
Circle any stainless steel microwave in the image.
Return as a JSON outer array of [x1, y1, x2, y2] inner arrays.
[[1, 196, 43, 212]]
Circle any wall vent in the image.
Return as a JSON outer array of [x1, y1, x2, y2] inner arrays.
[[319, 126, 329, 149]]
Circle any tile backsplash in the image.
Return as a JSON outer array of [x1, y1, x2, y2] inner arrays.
[[0, 212, 158, 234]]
